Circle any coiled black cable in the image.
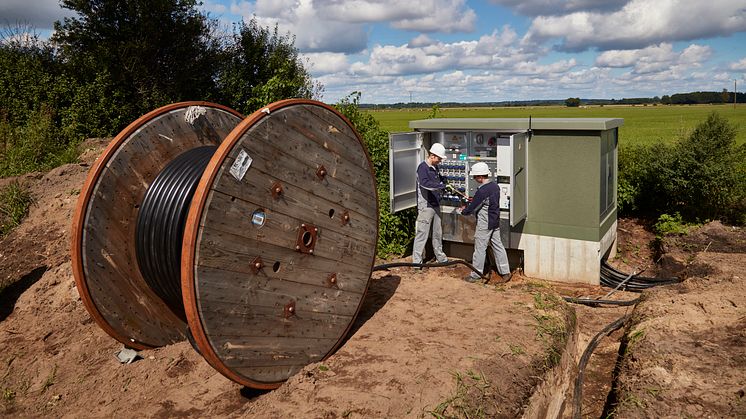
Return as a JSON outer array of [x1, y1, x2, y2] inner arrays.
[[599, 260, 681, 292], [135, 146, 217, 315]]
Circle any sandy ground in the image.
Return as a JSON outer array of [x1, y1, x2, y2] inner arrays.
[[1, 138, 744, 418]]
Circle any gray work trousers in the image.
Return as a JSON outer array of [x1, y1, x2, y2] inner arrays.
[[470, 228, 510, 277], [412, 207, 448, 264]]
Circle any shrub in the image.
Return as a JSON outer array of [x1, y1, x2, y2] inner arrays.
[[0, 108, 79, 177], [653, 213, 691, 237], [0, 181, 33, 237], [618, 112, 746, 225], [335, 92, 416, 257]]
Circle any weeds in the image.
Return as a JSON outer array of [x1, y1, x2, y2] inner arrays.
[[2, 387, 15, 403], [508, 344, 525, 356], [427, 370, 492, 419], [625, 328, 646, 356], [41, 365, 56, 393], [0, 181, 33, 237]]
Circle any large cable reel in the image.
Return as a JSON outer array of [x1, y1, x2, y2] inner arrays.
[[71, 99, 379, 389]]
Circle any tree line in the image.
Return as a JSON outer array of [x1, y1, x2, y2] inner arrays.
[[0, 0, 319, 177]]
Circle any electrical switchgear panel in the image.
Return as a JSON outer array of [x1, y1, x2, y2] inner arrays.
[[389, 129, 528, 247]]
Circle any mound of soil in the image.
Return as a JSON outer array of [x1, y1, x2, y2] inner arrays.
[[2, 138, 744, 418], [1, 138, 576, 418], [610, 224, 746, 417]]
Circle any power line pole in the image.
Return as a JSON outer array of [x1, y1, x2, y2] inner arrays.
[[735, 79, 738, 109]]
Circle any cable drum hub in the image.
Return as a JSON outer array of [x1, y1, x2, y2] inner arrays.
[[135, 145, 217, 316]]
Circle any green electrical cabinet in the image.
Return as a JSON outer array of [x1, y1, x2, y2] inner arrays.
[[390, 117, 623, 284]]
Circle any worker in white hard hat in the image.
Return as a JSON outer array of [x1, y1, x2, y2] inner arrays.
[[412, 142, 450, 267], [458, 161, 511, 283]]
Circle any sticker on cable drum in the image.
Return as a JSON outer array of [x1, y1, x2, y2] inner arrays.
[[229, 149, 253, 181], [251, 209, 266, 227]]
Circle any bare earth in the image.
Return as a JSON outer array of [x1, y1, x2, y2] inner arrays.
[[1, 139, 744, 418]]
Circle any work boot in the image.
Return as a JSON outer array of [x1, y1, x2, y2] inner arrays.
[[500, 272, 512, 282], [463, 274, 482, 284]]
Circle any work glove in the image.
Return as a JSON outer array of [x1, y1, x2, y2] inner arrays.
[[445, 184, 456, 193]]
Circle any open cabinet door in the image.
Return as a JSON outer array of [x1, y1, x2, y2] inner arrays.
[[510, 132, 528, 226], [389, 132, 423, 213]]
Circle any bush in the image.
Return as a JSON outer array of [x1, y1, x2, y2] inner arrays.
[[653, 213, 692, 237], [618, 112, 746, 224], [335, 92, 416, 257], [0, 181, 33, 237], [0, 108, 79, 177]]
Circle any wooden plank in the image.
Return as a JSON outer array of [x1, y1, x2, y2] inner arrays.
[[195, 266, 362, 316], [282, 105, 372, 170], [214, 137, 378, 221], [212, 170, 377, 244], [215, 335, 331, 368], [252, 108, 374, 189], [240, 123, 376, 198], [197, 227, 370, 293], [203, 309, 349, 340], [201, 190, 376, 266]]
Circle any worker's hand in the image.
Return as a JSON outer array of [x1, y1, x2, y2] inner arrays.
[[445, 184, 456, 193]]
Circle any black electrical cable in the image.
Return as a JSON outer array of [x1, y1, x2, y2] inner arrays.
[[562, 296, 641, 307], [372, 260, 491, 280], [572, 315, 630, 419], [135, 146, 217, 315]]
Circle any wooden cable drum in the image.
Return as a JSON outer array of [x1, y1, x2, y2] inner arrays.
[[71, 99, 379, 389]]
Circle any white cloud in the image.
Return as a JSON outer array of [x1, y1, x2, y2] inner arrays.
[[232, 0, 476, 53], [388, 0, 476, 33], [489, 0, 628, 16], [408, 34, 437, 48], [301, 52, 350, 75], [0, 0, 76, 30], [346, 27, 535, 77], [525, 0, 746, 51], [729, 57, 746, 71], [596, 43, 712, 75]]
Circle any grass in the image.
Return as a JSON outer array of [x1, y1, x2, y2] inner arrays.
[[427, 370, 492, 419], [0, 181, 33, 237], [367, 104, 746, 146], [531, 291, 573, 369], [41, 366, 57, 393]]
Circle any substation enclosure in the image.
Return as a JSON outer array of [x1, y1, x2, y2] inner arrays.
[[72, 100, 378, 389], [390, 118, 623, 284]]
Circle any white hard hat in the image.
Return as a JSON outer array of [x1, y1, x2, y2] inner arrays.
[[469, 162, 491, 177], [428, 143, 447, 159]]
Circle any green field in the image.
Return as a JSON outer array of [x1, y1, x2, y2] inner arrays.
[[367, 104, 746, 146]]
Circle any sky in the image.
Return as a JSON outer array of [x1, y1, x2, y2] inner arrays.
[[2, 0, 746, 104]]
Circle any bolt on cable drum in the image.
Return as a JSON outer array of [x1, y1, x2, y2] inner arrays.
[[71, 100, 379, 390]]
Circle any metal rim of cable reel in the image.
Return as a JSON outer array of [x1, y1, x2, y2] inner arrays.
[[71, 99, 379, 389]]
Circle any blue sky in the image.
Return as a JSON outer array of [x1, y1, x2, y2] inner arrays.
[[3, 0, 746, 104]]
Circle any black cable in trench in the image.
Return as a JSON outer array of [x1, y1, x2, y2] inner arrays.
[[372, 260, 490, 280], [572, 314, 630, 419], [562, 296, 641, 307]]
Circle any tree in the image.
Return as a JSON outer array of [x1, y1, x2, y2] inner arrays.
[[216, 18, 320, 115], [564, 97, 581, 107], [52, 0, 221, 128], [722, 88, 730, 103]]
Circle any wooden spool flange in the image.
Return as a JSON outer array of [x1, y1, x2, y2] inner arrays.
[[71, 99, 378, 389], [183, 99, 378, 388], [71, 102, 244, 349]]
